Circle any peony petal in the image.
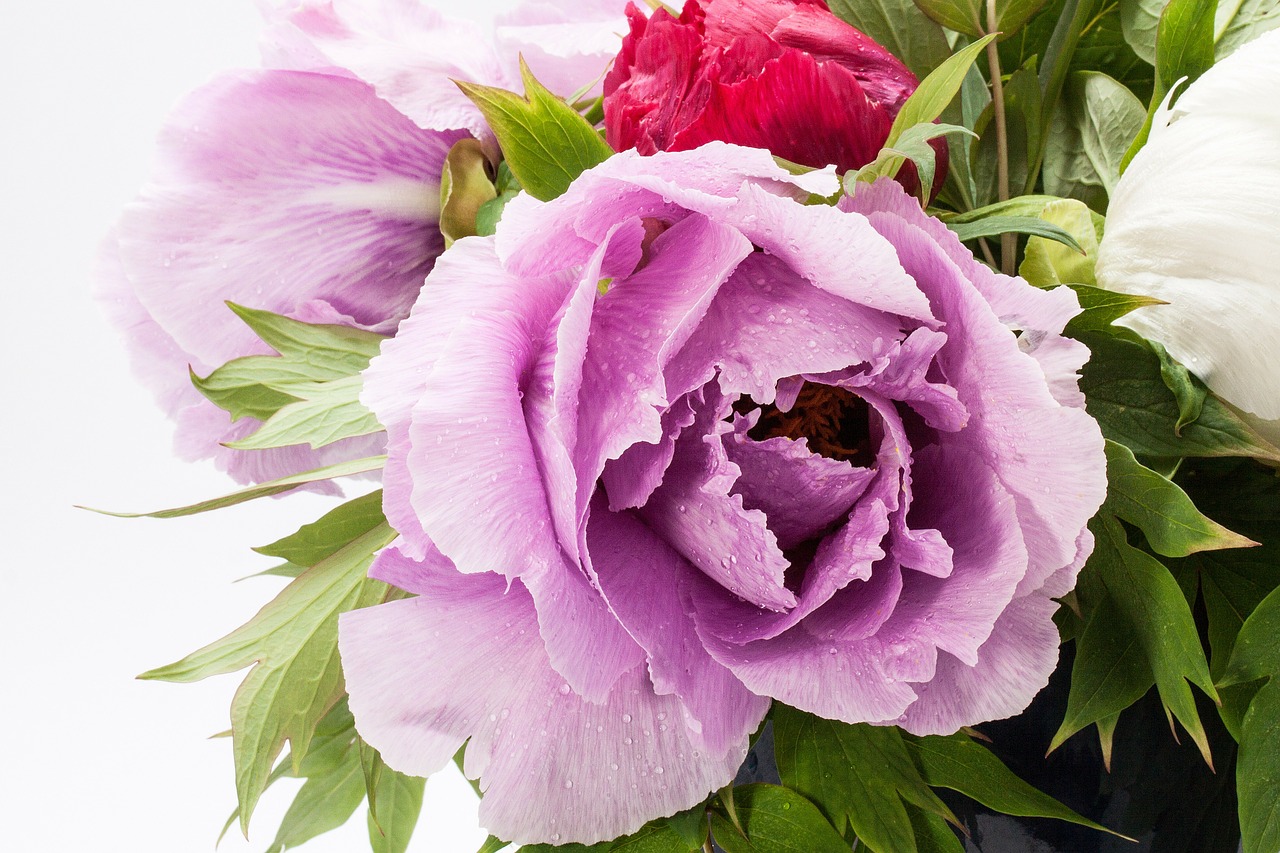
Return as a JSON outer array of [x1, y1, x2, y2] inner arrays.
[[340, 556, 746, 845], [1097, 28, 1280, 419], [116, 69, 462, 370], [588, 505, 770, 754], [898, 595, 1062, 735]]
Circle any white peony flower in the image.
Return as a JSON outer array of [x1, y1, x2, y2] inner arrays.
[[1096, 28, 1280, 443]]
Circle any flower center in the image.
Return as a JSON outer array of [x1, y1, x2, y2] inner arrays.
[[744, 383, 876, 467]]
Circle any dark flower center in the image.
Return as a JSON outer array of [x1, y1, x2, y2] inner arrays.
[[743, 383, 876, 467]]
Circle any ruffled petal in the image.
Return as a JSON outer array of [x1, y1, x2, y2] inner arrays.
[[340, 554, 747, 846], [116, 69, 461, 370]]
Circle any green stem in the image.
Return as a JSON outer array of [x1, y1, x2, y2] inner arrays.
[[985, 0, 1015, 276]]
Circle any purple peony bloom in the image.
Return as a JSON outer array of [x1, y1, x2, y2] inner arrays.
[[100, 0, 627, 484], [340, 144, 1107, 844]]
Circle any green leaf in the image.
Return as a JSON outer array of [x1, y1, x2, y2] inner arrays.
[[913, 0, 1055, 39], [905, 804, 965, 853], [1052, 590, 1155, 751], [475, 838, 512, 853], [1238, 678, 1280, 853], [938, 194, 1063, 221], [1089, 515, 1219, 764], [1148, 340, 1208, 434], [946, 214, 1083, 248], [227, 375, 383, 451], [255, 490, 386, 568], [1221, 585, 1280, 686], [140, 522, 398, 830], [264, 742, 366, 853], [973, 59, 1043, 206], [227, 303, 382, 372], [85, 456, 387, 518], [907, 733, 1122, 836], [1017, 198, 1101, 287], [1103, 440, 1257, 557], [1063, 283, 1164, 334], [1042, 71, 1146, 212], [366, 759, 426, 853], [847, 123, 976, 204], [608, 821, 696, 853], [456, 59, 613, 202], [709, 784, 850, 853], [1155, 0, 1219, 92], [1217, 0, 1280, 57], [661, 805, 710, 850], [773, 706, 954, 851], [1076, 332, 1280, 463], [888, 35, 998, 146], [826, 0, 954, 79], [439, 137, 497, 246]]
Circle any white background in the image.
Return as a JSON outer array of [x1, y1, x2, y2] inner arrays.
[[1, 2, 526, 850]]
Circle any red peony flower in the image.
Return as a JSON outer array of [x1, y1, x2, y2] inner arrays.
[[603, 0, 944, 197]]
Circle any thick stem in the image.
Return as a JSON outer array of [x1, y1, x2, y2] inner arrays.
[[985, 0, 1015, 276]]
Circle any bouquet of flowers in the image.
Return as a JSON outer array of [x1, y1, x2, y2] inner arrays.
[[99, 0, 1280, 850]]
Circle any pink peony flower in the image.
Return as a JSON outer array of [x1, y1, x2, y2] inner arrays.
[[603, 0, 944, 197], [100, 0, 628, 484], [340, 144, 1106, 844]]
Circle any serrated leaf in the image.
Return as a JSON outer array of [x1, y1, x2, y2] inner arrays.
[[826, 0, 954, 79], [228, 375, 383, 451], [1017, 198, 1101, 287], [456, 59, 613, 202], [85, 456, 387, 518], [709, 784, 849, 853], [255, 490, 386, 568], [889, 35, 998, 146], [1103, 440, 1257, 557], [264, 742, 366, 853], [907, 733, 1122, 836], [1063, 283, 1164, 334], [1052, 591, 1155, 751], [1076, 332, 1280, 463], [140, 522, 397, 830], [1092, 515, 1219, 764], [440, 137, 497, 247], [773, 705, 954, 851]]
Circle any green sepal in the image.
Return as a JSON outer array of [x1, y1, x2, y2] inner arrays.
[[1102, 440, 1257, 557], [1148, 340, 1208, 434], [440, 137, 498, 246], [456, 58, 614, 202]]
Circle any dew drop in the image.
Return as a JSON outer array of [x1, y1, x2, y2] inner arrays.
[[621, 713, 632, 723]]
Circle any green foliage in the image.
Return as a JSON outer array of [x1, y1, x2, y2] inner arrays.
[[265, 743, 367, 853], [255, 490, 386, 567], [906, 732, 1121, 835], [1238, 679, 1280, 853], [826, 0, 953, 78], [889, 35, 998, 146], [363, 747, 426, 853], [457, 59, 613, 202], [709, 785, 850, 853], [847, 123, 976, 203], [517, 819, 695, 853], [228, 375, 382, 452], [440, 137, 498, 246], [912, 0, 1055, 39], [1102, 440, 1256, 557], [191, 304, 384, 423], [1154, 0, 1219, 94], [1057, 515, 1218, 763], [944, 213, 1083, 247], [1042, 71, 1146, 211], [1076, 332, 1280, 463], [87, 456, 387, 518], [773, 707, 955, 852], [1017, 198, 1102, 286], [140, 520, 398, 831], [1062, 284, 1164, 334], [475, 162, 523, 238]]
